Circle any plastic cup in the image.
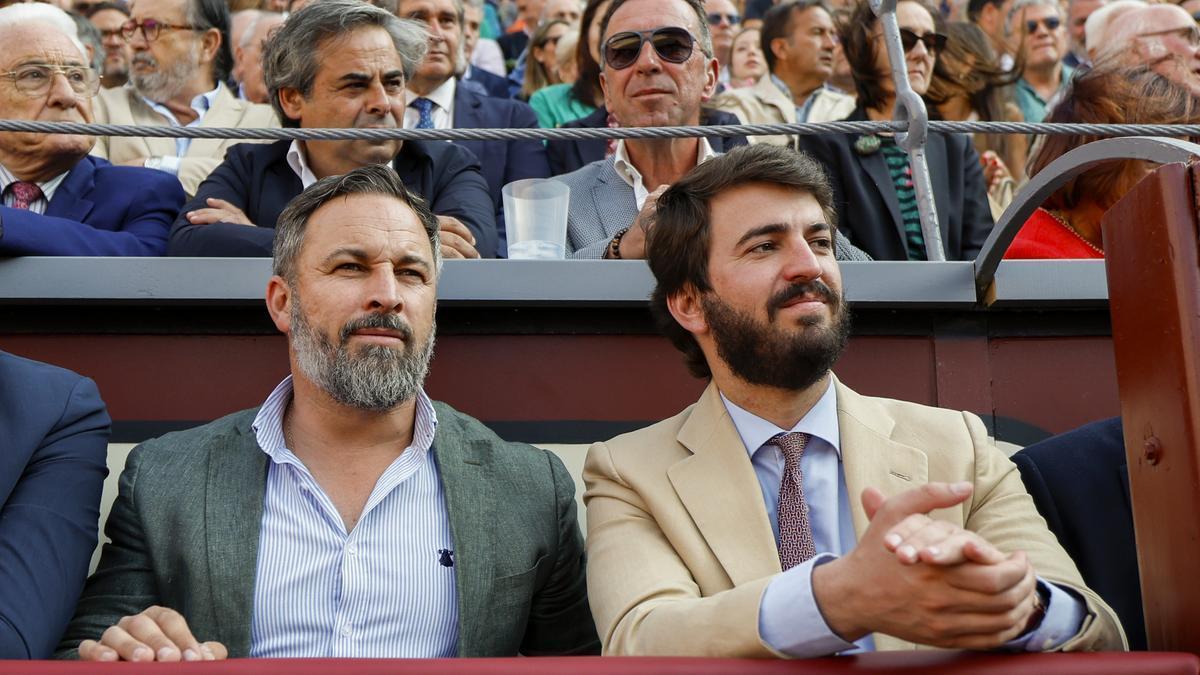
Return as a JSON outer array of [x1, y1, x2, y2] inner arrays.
[[503, 179, 570, 259]]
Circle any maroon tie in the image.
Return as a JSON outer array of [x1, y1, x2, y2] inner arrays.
[[771, 432, 817, 570], [7, 181, 43, 210]]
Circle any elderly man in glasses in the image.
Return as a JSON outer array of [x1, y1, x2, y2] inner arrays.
[[553, 0, 864, 260], [0, 3, 183, 255], [1010, 0, 1072, 122], [88, 0, 277, 195], [1101, 4, 1200, 96]]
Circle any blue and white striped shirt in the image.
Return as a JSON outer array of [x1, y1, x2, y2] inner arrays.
[[248, 376, 459, 657]]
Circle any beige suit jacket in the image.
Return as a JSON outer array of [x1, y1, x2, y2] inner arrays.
[[90, 84, 279, 195], [582, 377, 1126, 656], [711, 77, 856, 148]]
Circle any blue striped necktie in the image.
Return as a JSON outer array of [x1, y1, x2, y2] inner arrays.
[[411, 97, 436, 129]]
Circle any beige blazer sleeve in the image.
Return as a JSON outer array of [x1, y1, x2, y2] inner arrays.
[[583, 439, 782, 657]]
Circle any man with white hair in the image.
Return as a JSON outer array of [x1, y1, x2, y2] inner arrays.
[[1083, 0, 1145, 63], [1010, 0, 1072, 121], [231, 9, 282, 103], [89, 0, 277, 195], [1102, 4, 1200, 96], [0, 2, 183, 255]]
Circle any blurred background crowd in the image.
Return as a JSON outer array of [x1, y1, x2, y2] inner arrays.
[[1, 0, 1198, 261]]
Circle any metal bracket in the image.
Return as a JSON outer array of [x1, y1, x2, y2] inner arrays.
[[871, 0, 945, 261]]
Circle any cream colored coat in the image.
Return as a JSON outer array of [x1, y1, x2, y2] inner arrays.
[[90, 85, 279, 195], [582, 377, 1126, 656], [711, 76, 856, 148]]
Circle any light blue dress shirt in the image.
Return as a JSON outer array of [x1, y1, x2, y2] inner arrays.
[[140, 83, 222, 175], [720, 378, 1086, 656], [248, 376, 459, 657]]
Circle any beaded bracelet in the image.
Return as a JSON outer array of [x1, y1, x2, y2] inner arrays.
[[607, 227, 631, 259]]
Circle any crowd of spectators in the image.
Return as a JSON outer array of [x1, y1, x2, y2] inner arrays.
[[1, 0, 1199, 261]]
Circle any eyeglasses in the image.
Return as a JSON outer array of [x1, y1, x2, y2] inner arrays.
[[603, 27, 696, 69], [120, 18, 199, 42], [1138, 24, 1200, 48], [98, 28, 124, 40], [707, 12, 741, 26], [899, 28, 947, 54], [1025, 16, 1061, 33], [1, 63, 100, 97]]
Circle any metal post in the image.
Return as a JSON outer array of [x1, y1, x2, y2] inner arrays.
[[870, 0, 946, 261]]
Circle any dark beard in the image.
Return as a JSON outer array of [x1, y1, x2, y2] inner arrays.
[[701, 281, 850, 391]]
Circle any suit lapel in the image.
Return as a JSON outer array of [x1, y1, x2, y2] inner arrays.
[[667, 384, 781, 586], [591, 161, 634, 239], [431, 412, 495, 657], [46, 158, 96, 222], [187, 86, 239, 159], [127, 92, 177, 159], [204, 419, 269, 656], [852, 142, 906, 247], [833, 378, 929, 539], [452, 85, 483, 129]]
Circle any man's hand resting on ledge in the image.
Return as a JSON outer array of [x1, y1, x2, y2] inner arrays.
[[78, 606, 228, 662], [812, 482, 1040, 649]]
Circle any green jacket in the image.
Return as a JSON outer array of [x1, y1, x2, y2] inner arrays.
[[57, 403, 599, 658]]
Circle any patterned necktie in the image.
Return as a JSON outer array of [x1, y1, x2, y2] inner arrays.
[[411, 97, 436, 130], [770, 432, 817, 570], [7, 181, 43, 210]]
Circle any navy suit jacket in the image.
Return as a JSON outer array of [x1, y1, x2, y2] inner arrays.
[[452, 83, 550, 254], [0, 351, 109, 658], [0, 156, 183, 256], [1012, 418, 1146, 650], [168, 139, 498, 258], [464, 66, 511, 99], [545, 107, 750, 176], [796, 106, 993, 261]]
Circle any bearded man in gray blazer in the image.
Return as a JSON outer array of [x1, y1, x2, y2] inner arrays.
[[58, 165, 599, 661]]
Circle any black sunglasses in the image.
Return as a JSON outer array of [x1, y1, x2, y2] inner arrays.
[[707, 12, 741, 26], [603, 27, 697, 69], [899, 28, 948, 53], [1026, 16, 1061, 33]]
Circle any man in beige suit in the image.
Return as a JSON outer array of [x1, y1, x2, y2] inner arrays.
[[582, 144, 1125, 657], [90, 0, 277, 195]]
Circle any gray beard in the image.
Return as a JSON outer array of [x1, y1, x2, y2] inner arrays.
[[289, 294, 436, 412], [131, 43, 200, 102]]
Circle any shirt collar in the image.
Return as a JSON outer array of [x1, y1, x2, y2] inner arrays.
[[611, 136, 718, 190], [720, 377, 841, 460], [285, 140, 319, 189], [140, 81, 223, 127], [251, 374, 440, 466], [0, 162, 70, 202], [407, 77, 456, 114]]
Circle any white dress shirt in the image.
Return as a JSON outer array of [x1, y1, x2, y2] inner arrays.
[[0, 163, 68, 214], [612, 137, 718, 211], [404, 78, 457, 130], [248, 376, 459, 657], [285, 141, 320, 189]]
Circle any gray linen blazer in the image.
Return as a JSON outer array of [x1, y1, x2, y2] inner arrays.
[[554, 158, 872, 261], [56, 403, 599, 658]]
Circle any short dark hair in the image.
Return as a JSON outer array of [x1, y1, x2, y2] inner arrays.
[[273, 164, 442, 283], [599, 0, 713, 61], [188, 0, 235, 86], [967, 0, 1004, 22], [84, 1, 129, 18], [647, 144, 838, 379], [760, 0, 830, 73], [570, 0, 609, 107]]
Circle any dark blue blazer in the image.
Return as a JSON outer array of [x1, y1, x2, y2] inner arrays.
[[0, 156, 183, 256], [0, 351, 109, 658], [168, 139, 499, 258], [452, 83, 551, 254], [1012, 418, 1146, 650], [545, 106, 750, 176], [796, 105, 993, 261], [464, 66, 511, 99]]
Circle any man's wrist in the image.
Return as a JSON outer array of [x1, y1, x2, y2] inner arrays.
[[606, 226, 630, 259], [811, 557, 868, 642], [1023, 582, 1050, 634]]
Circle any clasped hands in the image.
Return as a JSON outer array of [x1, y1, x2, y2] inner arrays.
[[812, 481, 1041, 650]]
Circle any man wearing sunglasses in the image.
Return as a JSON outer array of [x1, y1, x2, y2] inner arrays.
[[706, 0, 739, 86], [555, 0, 809, 260], [1010, 0, 1072, 122], [88, 0, 278, 196]]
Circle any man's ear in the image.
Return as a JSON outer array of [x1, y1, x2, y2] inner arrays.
[[666, 285, 708, 336], [701, 56, 719, 102], [770, 36, 789, 65], [278, 86, 306, 122], [265, 275, 293, 335], [599, 70, 613, 112], [201, 27, 222, 65]]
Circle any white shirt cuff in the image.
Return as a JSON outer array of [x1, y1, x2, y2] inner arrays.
[[758, 553, 857, 657]]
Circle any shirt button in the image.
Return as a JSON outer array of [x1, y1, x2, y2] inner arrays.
[[346, 543, 357, 556], [340, 624, 353, 638]]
